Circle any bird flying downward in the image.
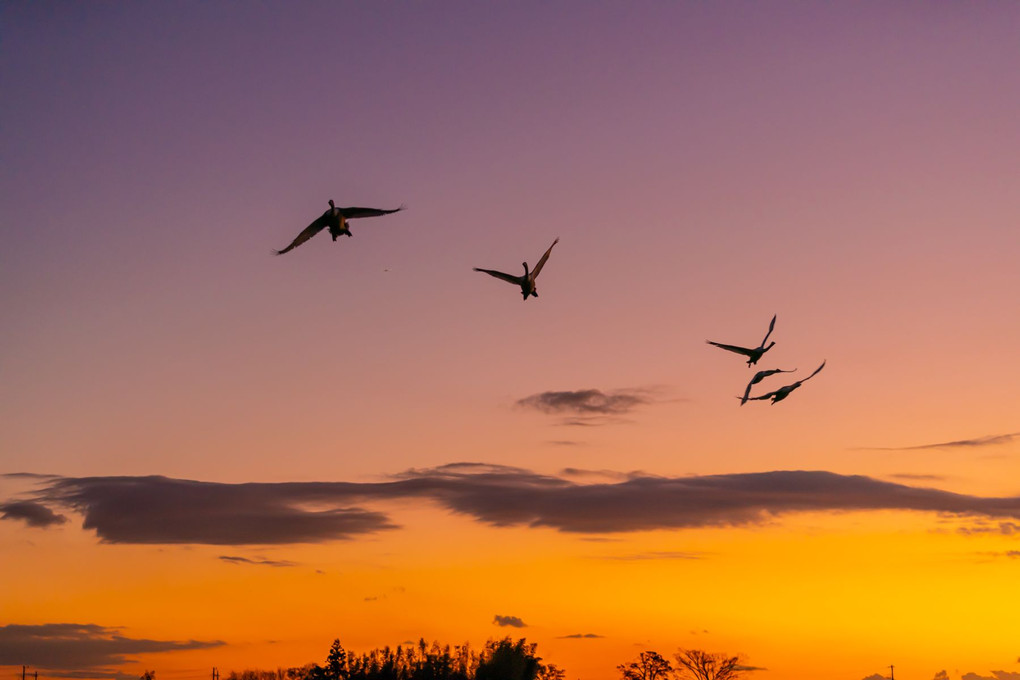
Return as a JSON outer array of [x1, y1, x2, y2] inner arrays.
[[274, 199, 403, 255], [706, 314, 778, 366], [744, 361, 825, 404], [739, 367, 797, 405], [473, 238, 559, 300]]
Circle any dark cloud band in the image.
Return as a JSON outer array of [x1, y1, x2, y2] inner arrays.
[[0, 623, 223, 672], [5, 464, 1019, 545]]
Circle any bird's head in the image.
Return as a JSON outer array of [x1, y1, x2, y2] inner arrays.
[[328, 199, 335, 209]]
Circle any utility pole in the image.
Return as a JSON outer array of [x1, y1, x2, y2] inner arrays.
[[22, 666, 27, 680], [889, 664, 895, 680], [212, 668, 220, 680]]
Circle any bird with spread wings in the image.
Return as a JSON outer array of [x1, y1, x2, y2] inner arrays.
[[739, 367, 797, 405], [473, 238, 560, 300], [274, 199, 403, 255], [744, 361, 825, 404], [706, 314, 778, 366]]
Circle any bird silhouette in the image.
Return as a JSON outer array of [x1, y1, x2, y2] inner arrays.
[[706, 314, 778, 366], [739, 367, 797, 405], [744, 361, 825, 404], [274, 200, 403, 255], [473, 238, 560, 300]]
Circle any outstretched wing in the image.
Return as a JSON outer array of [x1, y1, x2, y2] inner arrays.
[[760, 314, 777, 348], [473, 267, 522, 285], [706, 340, 754, 358], [745, 389, 779, 402], [340, 205, 404, 220], [274, 214, 329, 255], [531, 238, 560, 279], [802, 360, 826, 381], [740, 380, 755, 405]]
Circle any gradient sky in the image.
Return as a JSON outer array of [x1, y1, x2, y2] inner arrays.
[[2, 3, 1019, 680]]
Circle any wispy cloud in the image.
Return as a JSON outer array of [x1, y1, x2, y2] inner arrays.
[[597, 551, 705, 561], [492, 615, 527, 628], [11, 465, 1020, 545], [886, 473, 949, 482], [517, 388, 653, 415], [955, 521, 1019, 536], [0, 500, 67, 527], [962, 672, 1020, 680], [861, 431, 1020, 451], [218, 555, 297, 568], [0, 623, 223, 676], [557, 633, 603, 639], [517, 387, 666, 426], [978, 551, 1020, 560]]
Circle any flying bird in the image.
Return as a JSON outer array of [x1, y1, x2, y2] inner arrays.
[[274, 200, 403, 255], [739, 368, 797, 406], [473, 238, 560, 300], [744, 361, 825, 404], [706, 314, 778, 366]]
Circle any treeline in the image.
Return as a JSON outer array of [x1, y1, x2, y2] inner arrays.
[[226, 638, 563, 680], [221, 638, 745, 680]]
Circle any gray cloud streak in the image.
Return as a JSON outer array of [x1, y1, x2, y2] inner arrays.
[[558, 633, 603, 639], [8, 463, 1020, 545], [864, 431, 1020, 451], [517, 389, 653, 416], [218, 555, 297, 568]]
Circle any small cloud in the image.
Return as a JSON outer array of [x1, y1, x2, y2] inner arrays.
[[561, 468, 633, 482], [557, 633, 603, 639], [517, 388, 653, 416], [598, 551, 704, 561], [956, 521, 1019, 536], [517, 388, 666, 426], [493, 615, 527, 628], [861, 675, 887, 680], [364, 596, 381, 602], [548, 440, 584, 446], [962, 673, 1020, 680], [0, 500, 67, 528], [862, 431, 1020, 451], [219, 555, 297, 568], [887, 473, 949, 482]]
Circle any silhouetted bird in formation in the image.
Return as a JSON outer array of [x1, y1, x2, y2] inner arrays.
[[739, 367, 797, 406], [744, 361, 825, 404], [473, 238, 560, 300], [274, 200, 403, 255], [706, 314, 778, 366]]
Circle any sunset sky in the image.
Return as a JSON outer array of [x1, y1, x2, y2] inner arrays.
[[2, 3, 1019, 680]]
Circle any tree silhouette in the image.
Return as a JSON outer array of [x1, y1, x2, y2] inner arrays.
[[325, 640, 348, 680], [672, 649, 743, 680], [140, 672, 156, 680], [617, 651, 673, 680], [475, 638, 542, 680]]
